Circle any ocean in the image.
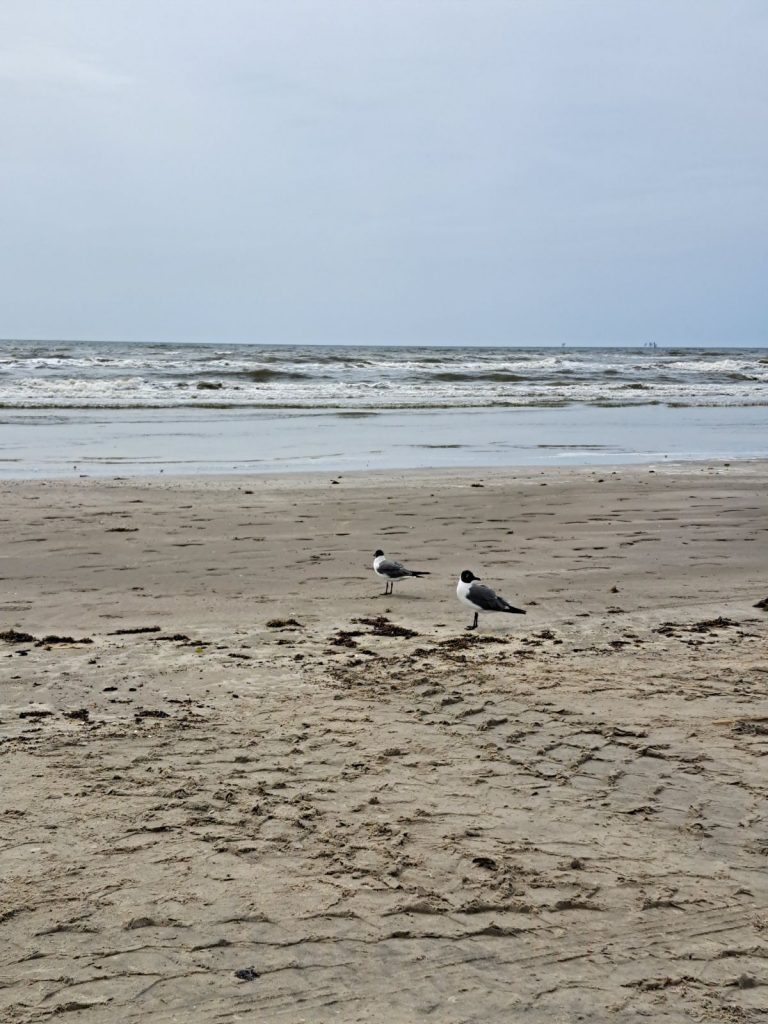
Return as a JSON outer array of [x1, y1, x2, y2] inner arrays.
[[1, 341, 767, 476], [1, 341, 767, 410]]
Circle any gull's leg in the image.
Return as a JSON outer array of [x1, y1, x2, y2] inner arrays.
[[466, 612, 479, 631]]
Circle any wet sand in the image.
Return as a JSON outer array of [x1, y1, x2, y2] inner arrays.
[[2, 462, 768, 1022], [2, 403, 768, 478]]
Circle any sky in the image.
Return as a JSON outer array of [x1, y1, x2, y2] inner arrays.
[[0, 1, 766, 347]]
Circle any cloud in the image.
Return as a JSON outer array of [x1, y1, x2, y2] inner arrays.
[[0, 43, 129, 89], [0, 1, 765, 344]]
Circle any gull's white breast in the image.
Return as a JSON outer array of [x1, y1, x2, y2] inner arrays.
[[457, 578, 477, 610]]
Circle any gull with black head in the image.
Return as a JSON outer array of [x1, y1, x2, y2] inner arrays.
[[457, 570, 526, 630], [372, 550, 430, 595]]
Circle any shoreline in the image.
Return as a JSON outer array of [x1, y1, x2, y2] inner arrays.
[[2, 403, 767, 479], [0, 453, 763, 487], [0, 453, 763, 492]]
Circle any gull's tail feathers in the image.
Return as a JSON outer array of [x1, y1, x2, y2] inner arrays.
[[501, 600, 526, 615]]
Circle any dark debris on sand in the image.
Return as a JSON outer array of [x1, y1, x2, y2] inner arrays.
[[437, 634, 507, 651], [354, 616, 419, 639], [656, 617, 739, 637], [0, 629, 36, 644], [732, 719, 768, 736], [329, 630, 364, 648], [266, 619, 303, 629], [37, 635, 94, 646], [63, 709, 91, 722], [3, 630, 95, 646], [234, 967, 260, 982], [108, 626, 161, 635]]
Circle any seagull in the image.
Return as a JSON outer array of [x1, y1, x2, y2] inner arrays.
[[372, 550, 430, 595], [457, 570, 526, 630]]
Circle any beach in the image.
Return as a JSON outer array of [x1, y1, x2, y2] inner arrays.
[[2, 461, 768, 1022], [4, 0, 767, 1017]]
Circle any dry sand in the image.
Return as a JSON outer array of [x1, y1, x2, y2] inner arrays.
[[1, 462, 768, 1023]]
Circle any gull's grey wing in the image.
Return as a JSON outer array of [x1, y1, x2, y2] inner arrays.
[[377, 558, 412, 579], [469, 581, 525, 614], [467, 581, 505, 610]]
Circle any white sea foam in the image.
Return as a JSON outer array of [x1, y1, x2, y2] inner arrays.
[[0, 342, 767, 409]]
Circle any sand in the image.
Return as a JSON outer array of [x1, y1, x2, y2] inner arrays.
[[1, 461, 768, 1022]]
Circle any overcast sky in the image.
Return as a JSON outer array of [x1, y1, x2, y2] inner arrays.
[[1, 1, 766, 346]]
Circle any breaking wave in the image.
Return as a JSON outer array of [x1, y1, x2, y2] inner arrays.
[[0, 341, 767, 410]]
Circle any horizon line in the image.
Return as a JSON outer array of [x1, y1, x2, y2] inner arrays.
[[2, 338, 766, 350]]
